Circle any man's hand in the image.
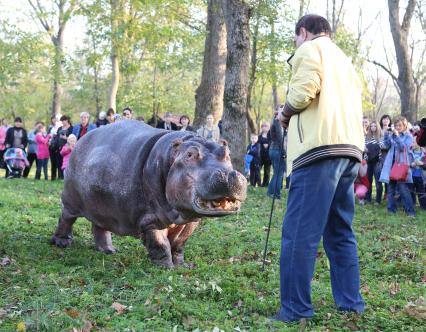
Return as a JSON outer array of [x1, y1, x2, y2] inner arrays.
[[277, 104, 291, 128]]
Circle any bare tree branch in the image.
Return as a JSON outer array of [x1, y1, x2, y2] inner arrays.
[[27, 0, 51, 33], [367, 59, 399, 83], [401, 0, 416, 31]]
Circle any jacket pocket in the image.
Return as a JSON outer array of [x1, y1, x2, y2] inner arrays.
[[297, 114, 304, 143]]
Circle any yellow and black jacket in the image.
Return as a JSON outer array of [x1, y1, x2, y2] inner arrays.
[[284, 36, 365, 175]]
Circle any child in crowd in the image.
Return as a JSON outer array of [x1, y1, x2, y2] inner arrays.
[[246, 134, 261, 187], [409, 140, 426, 209], [35, 124, 51, 180], [60, 134, 77, 174], [355, 159, 369, 205]]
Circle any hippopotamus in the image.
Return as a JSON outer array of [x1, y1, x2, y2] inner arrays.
[[50, 121, 247, 268]]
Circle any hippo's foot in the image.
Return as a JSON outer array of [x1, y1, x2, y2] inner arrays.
[[96, 244, 119, 254], [172, 248, 185, 266], [151, 257, 175, 269], [92, 225, 117, 254], [143, 229, 174, 269], [50, 235, 73, 248], [51, 214, 77, 248]]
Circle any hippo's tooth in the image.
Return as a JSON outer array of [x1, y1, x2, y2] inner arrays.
[[212, 200, 221, 207]]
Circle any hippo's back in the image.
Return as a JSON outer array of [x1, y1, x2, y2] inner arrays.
[[62, 121, 168, 230]]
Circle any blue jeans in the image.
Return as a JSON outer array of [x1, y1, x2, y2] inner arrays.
[[35, 158, 48, 180], [267, 148, 286, 198], [365, 161, 383, 203], [387, 181, 415, 215], [277, 158, 365, 321]]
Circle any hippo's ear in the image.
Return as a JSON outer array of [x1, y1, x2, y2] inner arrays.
[[218, 139, 228, 147], [170, 139, 183, 161]]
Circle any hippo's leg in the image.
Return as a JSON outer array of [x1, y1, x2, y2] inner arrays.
[[50, 211, 77, 248], [168, 222, 199, 267], [143, 229, 174, 269], [92, 224, 118, 254]]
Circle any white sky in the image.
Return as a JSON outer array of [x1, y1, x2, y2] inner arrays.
[[1, 0, 424, 80]]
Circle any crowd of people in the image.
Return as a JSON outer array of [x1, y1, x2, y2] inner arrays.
[[0, 109, 221, 180], [245, 111, 426, 218], [355, 114, 426, 217]]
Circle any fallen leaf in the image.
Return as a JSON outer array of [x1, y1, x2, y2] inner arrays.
[[111, 302, 127, 315], [389, 282, 401, 297], [182, 315, 194, 328], [404, 297, 426, 321], [16, 322, 26, 332], [0, 308, 7, 319], [0, 257, 11, 266], [64, 308, 80, 319], [82, 321, 93, 332]]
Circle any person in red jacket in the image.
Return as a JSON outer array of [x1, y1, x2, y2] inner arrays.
[[35, 123, 51, 180], [354, 160, 370, 205]]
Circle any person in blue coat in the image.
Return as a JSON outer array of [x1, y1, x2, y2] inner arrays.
[[379, 116, 415, 217], [72, 112, 96, 140]]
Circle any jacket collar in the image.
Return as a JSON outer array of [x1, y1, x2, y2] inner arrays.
[[287, 35, 330, 66]]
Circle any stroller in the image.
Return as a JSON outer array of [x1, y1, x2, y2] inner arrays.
[[3, 148, 29, 179]]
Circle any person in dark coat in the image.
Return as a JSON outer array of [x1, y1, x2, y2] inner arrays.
[[5, 117, 28, 178], [5, 117, 28, 150], [156, 112, 178, 130], [179, 115, 194, 132], [258, 122, 272, 187], [247, 133, 261, 187]]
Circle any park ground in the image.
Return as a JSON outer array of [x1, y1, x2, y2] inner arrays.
[[0, 178, 425, 331]]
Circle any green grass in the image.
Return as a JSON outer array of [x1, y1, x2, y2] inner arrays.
[[0, 178, 425, 331]]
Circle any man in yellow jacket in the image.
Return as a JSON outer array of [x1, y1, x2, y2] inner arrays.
[[273, 15, 365, 322]]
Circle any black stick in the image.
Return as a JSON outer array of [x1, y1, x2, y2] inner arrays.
[[261, 126, 286, 271]]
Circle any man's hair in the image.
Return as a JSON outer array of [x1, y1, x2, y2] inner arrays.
[[80, 112, 90, 118], [295, 14, 331, 36], [107, 108, 115, 116], [14, 116, 23, 123]]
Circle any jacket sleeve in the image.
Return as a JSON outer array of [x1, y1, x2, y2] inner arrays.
[[22, 130, 28, 148], [5, 128, 13, 148], [285, 43, 322, 115], [392, 134, 412, 152], [381, 133, 392, 150], [60, 145, 71, 157]]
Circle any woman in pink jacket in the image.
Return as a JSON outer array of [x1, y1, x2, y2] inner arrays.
[[0, 118, 9, 173], [35, 124, 51, 180], [60, 134, 77, 173]]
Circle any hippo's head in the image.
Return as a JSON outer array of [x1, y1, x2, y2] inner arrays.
[[166, 137, 247, 217]]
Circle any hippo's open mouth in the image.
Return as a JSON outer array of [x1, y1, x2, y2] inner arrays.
[[192, 194, 241, 215]]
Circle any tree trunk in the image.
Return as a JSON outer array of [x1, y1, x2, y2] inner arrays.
[[388, 0, 417, 123], [246, 12, 259, 134], [194, 0, 227, 129], [270, 18, 279, 110], [299, 0, 305, 19], [108, 0, 120, 112], [51, 24, 65, 117], [222, 0, 251, 173], [94, 65, 101, 115]]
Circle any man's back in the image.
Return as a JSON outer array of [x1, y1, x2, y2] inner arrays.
[[286, 36, 364, 174]]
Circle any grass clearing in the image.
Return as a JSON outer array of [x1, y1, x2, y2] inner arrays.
[[0, 178, 425, 331]]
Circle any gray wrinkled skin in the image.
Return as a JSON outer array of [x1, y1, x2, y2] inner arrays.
[[50, 121, 247, 268]]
